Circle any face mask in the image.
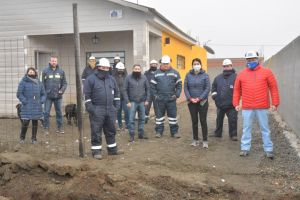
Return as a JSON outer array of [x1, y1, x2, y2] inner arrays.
[[132, 72, 141, 79], [193, 64, 201, 71], [97, 69, 109, 78], [150, 66, 157, 71], [247, 61, 258, 70], [28, 74, 37, 78]]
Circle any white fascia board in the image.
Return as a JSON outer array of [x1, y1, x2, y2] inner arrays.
[[108, 0, 149, 13], [152, 17, 196, 45]]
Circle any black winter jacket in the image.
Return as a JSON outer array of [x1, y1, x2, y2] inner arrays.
[[124, 74, 150, 103], [211, 69, 237, 109], [84, 70, 120, 115]]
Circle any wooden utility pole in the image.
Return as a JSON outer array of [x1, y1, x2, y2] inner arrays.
[[73, 3, 85, 157]]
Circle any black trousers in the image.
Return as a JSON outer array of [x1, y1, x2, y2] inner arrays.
[[214, 107, 237, 137], [20, 120, 38, 141], [188, 101, 208, 141]]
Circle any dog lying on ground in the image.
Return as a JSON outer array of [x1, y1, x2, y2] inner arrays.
[[65, 104, 77, 126]]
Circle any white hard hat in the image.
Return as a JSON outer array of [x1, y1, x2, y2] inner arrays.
[[89, 56, 96, 60], [150, 59, 158, 64], [161, 55, 171, 64], [97, 58, 110, 67], [116, 62, 125, 70], [114, 56, 120, 60], [245, 50, 259, 59], [222, 59, 232, 66]]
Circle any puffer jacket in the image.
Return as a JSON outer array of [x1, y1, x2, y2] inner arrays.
[[211, 69, 236, 109], [17, 76, 46, 120], [232, 65, 280, 109], [123, 74, 150, 103], [84, 70, 120, 114], [42, 64, 67, 99], [184, 69, 210, 101], [150, 67, 182, 101]]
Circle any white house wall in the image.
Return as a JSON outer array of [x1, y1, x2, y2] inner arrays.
[[0, 0, 153, 115]]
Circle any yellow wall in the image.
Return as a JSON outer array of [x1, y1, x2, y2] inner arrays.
[[161, 32, 207, 81]]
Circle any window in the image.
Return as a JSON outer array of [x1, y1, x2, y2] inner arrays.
[[177, 55, 185, 69], [86, 51, 125, 66]]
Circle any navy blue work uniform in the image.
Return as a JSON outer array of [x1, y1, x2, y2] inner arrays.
[[150, 67, 182, 136], [84, 70, 121, 156]]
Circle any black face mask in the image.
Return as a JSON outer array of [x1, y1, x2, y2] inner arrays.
[[28, 74, 37, 78], [97, 69, 109, 79], [132, 72, 141, 79], [150, 67, 157, 71], [118, 70, 125, 74]]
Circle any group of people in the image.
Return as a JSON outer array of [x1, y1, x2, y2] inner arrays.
[[16, 50, 280, 160]]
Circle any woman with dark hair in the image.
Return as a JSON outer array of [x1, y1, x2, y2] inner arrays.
[[17, 67, 46, 144], [184, 58, 210, 148]]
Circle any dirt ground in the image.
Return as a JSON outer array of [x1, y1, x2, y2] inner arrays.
[[0, 99, 300, 200]]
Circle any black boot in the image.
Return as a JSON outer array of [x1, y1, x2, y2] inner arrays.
[[31, 120, 38, 144], [20, 120, 30, 143]]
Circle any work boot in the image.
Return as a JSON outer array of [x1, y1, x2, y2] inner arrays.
[[138, 133, 148, 139], [108, 150, 124, 156], [265, 152, 274, 159], [239, 150, 249, 157], [155, 133, 161, 138], [93, 154, 102, 160], [129, 135, 134, 142], [172, 132, 181, 138], [202, 141, 208, 149], [56, 128, 64, 134], [92, 150, 102, 160], [230, 136, 238, 141]]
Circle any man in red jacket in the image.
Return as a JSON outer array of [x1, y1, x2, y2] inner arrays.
[[233, 50, 280, 159]]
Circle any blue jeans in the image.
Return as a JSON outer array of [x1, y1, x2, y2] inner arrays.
[[44, 98, 63, 129], [241, 109, 273, 152], [117, 99, 129, 128], [128, 102, 145, 136]]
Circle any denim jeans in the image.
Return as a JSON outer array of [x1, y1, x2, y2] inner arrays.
[[44, 98, 63, 129], [128, 102, 145, 136], [241, 109, 273, 152], [117, 99, 129, 128]]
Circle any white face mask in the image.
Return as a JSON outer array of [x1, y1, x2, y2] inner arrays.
[[193, 64, 201, 71]]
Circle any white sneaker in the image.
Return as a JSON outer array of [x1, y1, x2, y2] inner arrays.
[[190, 140, 199, 146], [203, 141, 208, 149]]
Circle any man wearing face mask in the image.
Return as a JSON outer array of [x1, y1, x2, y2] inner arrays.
[[233, 51, 280, 159], [113, 62, 129, 130], [124, 64, 150, 142], [211, 59, 238, 141], [151, 55, 182, 138], [81, 56, 97, 84], [144, 59, 158, 123], [84, 58, 122, 159], [184, 58, 210, 148]]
